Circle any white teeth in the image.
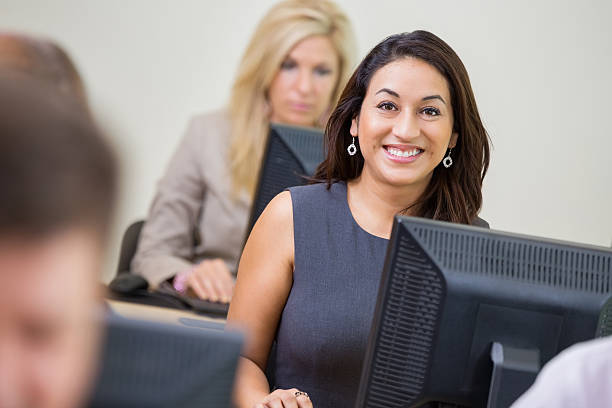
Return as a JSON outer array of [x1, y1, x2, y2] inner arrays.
[[387, 147, 421, 158]]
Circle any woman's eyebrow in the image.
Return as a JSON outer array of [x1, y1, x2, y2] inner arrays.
[[375, 89, 447, 105], [375, 88, 399, 98], [422, 95, 446, 105]]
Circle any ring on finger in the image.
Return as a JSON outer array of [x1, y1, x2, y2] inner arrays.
[[294, 391, 309, 399]]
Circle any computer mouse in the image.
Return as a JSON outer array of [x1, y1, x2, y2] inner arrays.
[[108, 273, 149, 294]]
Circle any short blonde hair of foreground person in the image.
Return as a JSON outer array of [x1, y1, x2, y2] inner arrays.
[[0, 75, 117, 408], [228, 0, 356, 197]]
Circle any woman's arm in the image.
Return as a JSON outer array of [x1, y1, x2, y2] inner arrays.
[[228, 191, 310, 408], [131, 118, 207, 286]]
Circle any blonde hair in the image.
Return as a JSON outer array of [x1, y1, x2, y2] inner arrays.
[[228, 0, 356, 198]]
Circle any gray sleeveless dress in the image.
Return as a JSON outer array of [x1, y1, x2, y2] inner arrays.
[[273, 182, 388, 407], [272, 182, 489, 407]]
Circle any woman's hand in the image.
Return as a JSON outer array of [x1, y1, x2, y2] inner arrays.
[[254, 388, 313, 408], [186, 258, 234, 303]]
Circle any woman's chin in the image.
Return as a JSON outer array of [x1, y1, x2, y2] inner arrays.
[[378, 169, 431, 189], [272, 111, 317, 128]]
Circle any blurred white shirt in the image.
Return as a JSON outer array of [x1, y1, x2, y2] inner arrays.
[[511, 336, 612, 408]]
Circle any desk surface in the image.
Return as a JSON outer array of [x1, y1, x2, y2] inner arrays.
[[107, 299, 226, 327]]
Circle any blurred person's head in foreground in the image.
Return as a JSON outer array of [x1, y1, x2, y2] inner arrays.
[[0, 32, 88, 110], [0, 75, 117, 408]]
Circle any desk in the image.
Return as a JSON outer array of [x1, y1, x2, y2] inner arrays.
[[107, 299, 226, 329]]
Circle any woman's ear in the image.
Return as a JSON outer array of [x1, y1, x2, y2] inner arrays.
[[449, 131, 458, 148], [350, 115, 359, 137]]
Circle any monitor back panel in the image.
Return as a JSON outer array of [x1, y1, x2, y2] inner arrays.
[[88, 316, 243, 408], [357, 217, 612, 408], [247, 124, 324, 236]]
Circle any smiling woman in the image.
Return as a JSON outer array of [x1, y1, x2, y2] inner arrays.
[[317, 30, 491, 225], [227, 30, 490, 408], [350, 58, 458, 195]]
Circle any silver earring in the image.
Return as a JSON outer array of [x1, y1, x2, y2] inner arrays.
[[443, 148, 453, 168], [347, 136, 357, 156]]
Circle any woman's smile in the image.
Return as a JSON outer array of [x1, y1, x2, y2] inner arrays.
[[382, 144, 425, 163]]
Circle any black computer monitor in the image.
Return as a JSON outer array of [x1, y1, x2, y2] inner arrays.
[[356, 216, 612, 408], [247, 123, 324, 235], [88, 314, 243, 408]]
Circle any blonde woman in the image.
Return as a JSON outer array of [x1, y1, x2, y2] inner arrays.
[[132, 0, 356, 303]]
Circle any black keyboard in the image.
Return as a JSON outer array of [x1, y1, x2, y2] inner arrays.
[[155, 282, 229, 316]]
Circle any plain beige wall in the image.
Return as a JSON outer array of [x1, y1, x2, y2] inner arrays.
[[2, 0, 611, 281]]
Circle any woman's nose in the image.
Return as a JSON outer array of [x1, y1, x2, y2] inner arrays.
[[392, 111, 419, 140], [295, 69, 314, 95]]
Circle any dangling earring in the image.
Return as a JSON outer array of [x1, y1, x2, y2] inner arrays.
[[443, 148, 453, 168], [347, 136, 357, 156]]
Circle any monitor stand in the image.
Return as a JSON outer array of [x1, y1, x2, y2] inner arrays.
[[487, 342, 540, 408]]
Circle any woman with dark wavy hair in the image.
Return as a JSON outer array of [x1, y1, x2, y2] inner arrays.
[[227, 30, 490, 408], [316, 30, 490, 223]]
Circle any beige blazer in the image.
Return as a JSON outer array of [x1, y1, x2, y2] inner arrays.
[[132, 110, 251, 287]]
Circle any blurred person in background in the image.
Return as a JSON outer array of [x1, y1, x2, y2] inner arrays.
[[132, 0, 357, 303], [0, 32, 89, 110], [0, 75, 117, 408]]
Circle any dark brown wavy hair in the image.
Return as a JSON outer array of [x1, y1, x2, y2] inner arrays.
[[313, 30, 490, 224]]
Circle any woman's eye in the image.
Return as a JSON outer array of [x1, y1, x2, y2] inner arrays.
[[377, 102, 397, 111], [422, 107, 441, 116], [314, 67, 332, 76], [280, 60, 297, 70]]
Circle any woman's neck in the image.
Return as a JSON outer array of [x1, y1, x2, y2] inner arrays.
[[347, 169, 430, 239]]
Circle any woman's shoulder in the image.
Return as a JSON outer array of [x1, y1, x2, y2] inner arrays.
[[254, 191, 294, 238], [288, 181, 345, 199], [287, 182, 348, 218], [176, 109, 232, 164], [186, 109, 231, 139]]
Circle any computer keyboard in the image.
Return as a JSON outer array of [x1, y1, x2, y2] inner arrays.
[[155, 282, 229, 317]]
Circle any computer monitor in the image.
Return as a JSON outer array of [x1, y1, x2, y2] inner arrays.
[[88, 314, 243, 408], [247, 123, 324, 235], [356, 216, 612, 408]]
